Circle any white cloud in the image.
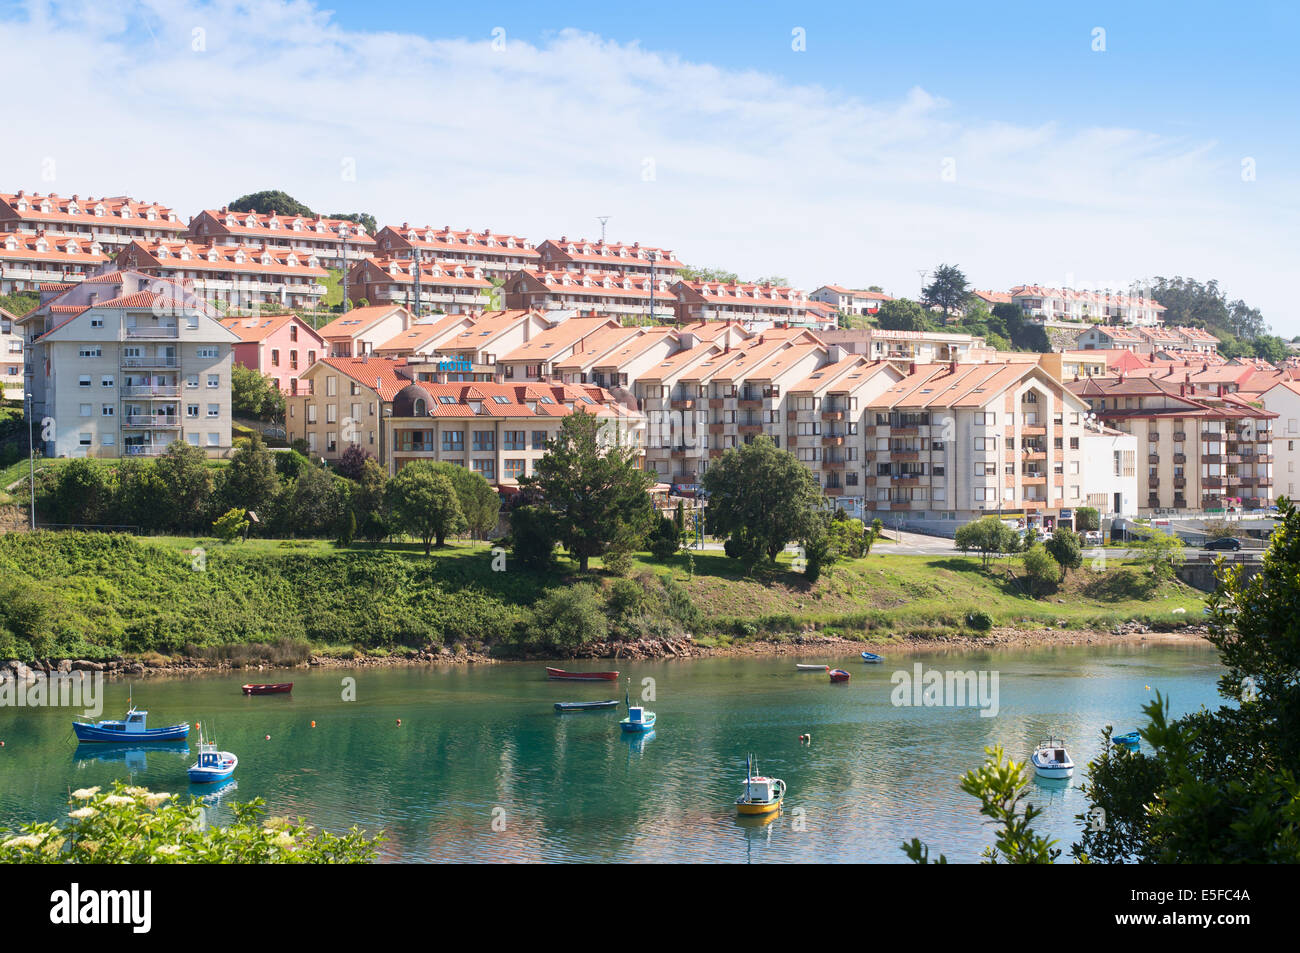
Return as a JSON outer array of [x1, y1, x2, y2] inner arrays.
[[2, 0, 1295, 332]]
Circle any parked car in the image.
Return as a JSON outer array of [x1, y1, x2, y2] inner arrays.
[[1203, 537, 1242, 551]]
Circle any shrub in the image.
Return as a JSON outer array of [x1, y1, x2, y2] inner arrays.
[[1021, 544, 1062, 594], [647, 514, 681, 561], [967, 610, 994, 631], [528, 583, 608, 653], [509, 504, 557, 570], [213, 508, 249, 543]]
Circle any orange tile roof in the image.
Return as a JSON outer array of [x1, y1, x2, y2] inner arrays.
[[219, 313, 323, 344], [0, 191, 185, 231], [311, 356, 410, 400], [191, 208, 375, 244], [499, 317, 622, 362], [378, 224, 537, 257], [0, 231, 109, 264], [316, 304, 411, 340], [119, 240, 329, 277]]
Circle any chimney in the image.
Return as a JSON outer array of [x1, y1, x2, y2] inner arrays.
[[909, 361, 917, 375]]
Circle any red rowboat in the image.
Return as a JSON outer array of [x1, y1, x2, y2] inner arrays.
[[242, 683, 293, 695], [545, 667, 620, 682], [828, 669, 851, 683]]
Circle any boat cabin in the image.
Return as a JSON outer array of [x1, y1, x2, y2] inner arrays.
[[196, 748, 232, 769], [95, 709, 151, 734], [627, 706, 647, 724], [743, 777, 777, 803]]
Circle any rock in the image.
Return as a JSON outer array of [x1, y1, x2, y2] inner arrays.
[[58, 659, 73, 673], [11, 662, 35, 683], [71, 660, 104, 672]]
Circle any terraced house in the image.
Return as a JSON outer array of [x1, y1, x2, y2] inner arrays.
[[345, 257, 492, 315], [115, 240, 329, 309], [536, 238, 684, 276], [1, 306, 24, 399], [0, 191, 186, 255], [862, 361, 1103, 530], [671, 279, 812, 328], [218, 312, 324, 394], [17, 270, 236, 459], [373, 225, 540, 280], [1068, 374, 1276, 512], [0, 231, 109, 294], [1009, 286, 1166, 326], [502, 269, 677, 320], [186, 208, 376, 270]]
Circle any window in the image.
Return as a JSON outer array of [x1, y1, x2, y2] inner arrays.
[[473, 458, 496, 480], [79, 403, 92, 417], [196, 347, 218, 359], [207, 374, 219, 388], [90, 318, 104, 328], [79, 433, 92, 446], [503, 431, 526, 451], [472, 430, 495, 452], [505, 459, 525, 480], [974, 411, 996, 426], [974, 436, 996, 451], [442, 431, 464, 452], [974, 462, 996, 475], [207, 433, 220, 447], [207, 404, 219, 418], [79, 346, 102, 358], [101, 434, 115, 446], [531, 430, 547, 450], [187, 433, 200, 446], [101, 375, 114, 387], [271, 349, 280, 367], [326, 405, 337, 424], [326, 376, 337, 397], [186, 374, 199, 389], [187, 404, 199, 418], [307, 405, 318, 424], [101, 404, 114, 416]]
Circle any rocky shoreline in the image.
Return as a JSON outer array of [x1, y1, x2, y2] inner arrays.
[[0, 622, 1213, 681]]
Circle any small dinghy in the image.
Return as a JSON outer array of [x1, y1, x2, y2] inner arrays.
[[828, 669, 851, 683], [795, 663, 829, 672], [554, 699, 619, 712], [187, 726, 238, 784], [736, 754, 785, 816], [860, 651, 883, 663], [1031, 736, 1074, 779], [242, 682, 292, 695], [1112, 731, 1140, 753], [546, 667, 620, 681]]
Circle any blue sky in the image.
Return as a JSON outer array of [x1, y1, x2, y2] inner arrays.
[[2, 0, 1296, 332]]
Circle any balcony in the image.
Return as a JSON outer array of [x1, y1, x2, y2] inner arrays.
[[821, 409, 844, 422], [822, 458, 846, 470], [121, 356, 180, 369], [124, 414, 180, 428], [891, 426, 919, 436], [1173, 453, 1186, 464], [123, 445, 169, 456], [737, 397, 763, 409], [125, 325, 180, 339], [121, 385, 180, 398], [891, 450, 919, 461], [1173, 432, 1186, 442], [708, 422, 725, 435], [669, 398, 694, 410], [1204, 477, 1223, 488], [821, 433, 845, 446], [824, 486, 844, 497], [1148, 477, 1160, 488], [1173, 477, 1186, 488], [1148, 453, 1160, 464], [737, 423, 763, 434]]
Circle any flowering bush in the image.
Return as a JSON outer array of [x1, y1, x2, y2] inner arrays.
[[0, 782, 380, 864]]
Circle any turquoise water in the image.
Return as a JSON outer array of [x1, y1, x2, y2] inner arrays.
[[0, 643, 1224, 862]]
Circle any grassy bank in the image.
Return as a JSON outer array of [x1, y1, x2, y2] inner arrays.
[[0, 531, 1207, 663]]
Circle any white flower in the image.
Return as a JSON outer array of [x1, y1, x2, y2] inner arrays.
[[3, 834, 45, 850], [68, 807, 98, 819], [156, 844, 182, 855], [103, 795, 134, 807], [272, 832, 296, 850], [124, 786, 148, 797], [143, 793, 172, 808], [71, 787, 100, 800]]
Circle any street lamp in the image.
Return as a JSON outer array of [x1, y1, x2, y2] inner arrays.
[[648, 250, 659, 324], [339, 223, 351, 313], [25, 388, 36, 530]]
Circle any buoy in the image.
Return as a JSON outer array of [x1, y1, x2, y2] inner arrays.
[[310, 721, 316, 728], [265, 734, 270, 741], [396, 719, 402, 727]]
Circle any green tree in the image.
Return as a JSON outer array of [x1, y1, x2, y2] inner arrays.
[[701, 436, 821, 568], [430, 462, 500, 540], [1134, 525, 1185, 583], [153, 441, 215, 532], [231, 364, 283, 421], [113, 458, 171, 532], [48, 459, 111, 525], [1020, 543, 1062, 594], [875, 298, 937, 332], [648, 513, 682, 561], [1252, 334, 1289, 364], [213, 507, 250, 543], [1074, 507, 1100, 532], [520, 411, 654, 572], [954, 516, 1019, 568], [677, 265, 739, 284], [224, 433, 279, 516], [228, 190, 313, 217], [508, 504, 558, 569], [1044, 526, 1083, 576], [920, 263, 970, 320], [526, 583, 608, 653], [386, 462, 464, 554]]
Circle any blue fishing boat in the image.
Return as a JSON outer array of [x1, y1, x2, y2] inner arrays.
[[72, 707, 190, 743], [1113, 731, 1140, 753], [861, 651, 883, 663], [554, 699, 619, 712], [619, 678, 656, 732], [187, 727, 238, 784]]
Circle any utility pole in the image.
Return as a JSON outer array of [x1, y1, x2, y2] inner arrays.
[[375, 376, 384, 473], [339, 223, 351, 313], [648, 250, 658, 324], [25, 387, 36, 530], [412, 247, 422, 320]]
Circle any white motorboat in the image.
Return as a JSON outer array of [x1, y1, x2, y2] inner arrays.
[[1031, 736, 1074, 779], [795, 664, 829, 672]]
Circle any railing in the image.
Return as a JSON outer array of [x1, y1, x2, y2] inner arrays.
[[125, 326, 179, 339], [124, 414, 180, 427], [123, 445, 168, 456], [121, 356, 179, 368], [121, 385, 180, 397]]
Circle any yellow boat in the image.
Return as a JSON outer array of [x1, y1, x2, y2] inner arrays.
[[736, 754, 785, 815]]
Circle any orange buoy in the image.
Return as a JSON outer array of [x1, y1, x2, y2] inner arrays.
[[396, 719, 402, 727], [310, 721, 316, 728]]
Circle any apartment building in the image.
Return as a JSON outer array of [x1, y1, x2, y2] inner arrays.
[[187, 208, 376, 270], [345, 257, 492, 315], [862, 362, 1097, 529], [502, 269, 676, 321], [819, 328, 985, 364], [373, 225, 540, 279], [671, 280, 811, 328], [285, 356, 409, 459], [218, 313, 324, 394], [552, 325, 681, 391], [1074, 325, 1146, 352], [17, 270, 237, 459], [0, 191, 186, 254], [1256, 380, 1300, 502], [384, 380, 644, 486], [809, 285, 894, 316], [317, 305, 413, 358], [1010, 286, 1166, 326], [494, 316, 624, 382], [0, 231, 110, 293], [115, 240, 329, 309], [1, 306, 24, 398], [401, 310, 559, 383], [536, 238, 684, 276], [1068, 375, 1276, 512]]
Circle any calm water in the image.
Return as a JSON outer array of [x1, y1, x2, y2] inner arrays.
[[0, 643, 1224, 863]]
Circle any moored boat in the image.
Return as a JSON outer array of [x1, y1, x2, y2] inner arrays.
[[619, 678, 656, 732], [188, 727, 238, 784], [828, 669, 851, 683], [861, 651, 883, 663], [1031, 736, 1075, 779], [72, 707, 190, 744], [795, 663, 829, 672], [546, 667, 620, 681], [554, 699, 619, 712], [736, 754, 786, 816], [242, 682, 293, 695], [1112, 731, 1140, 753]]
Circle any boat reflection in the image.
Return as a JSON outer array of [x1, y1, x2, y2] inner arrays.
[[73, 741, 190, 774], [623, 728, 656, 756]]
